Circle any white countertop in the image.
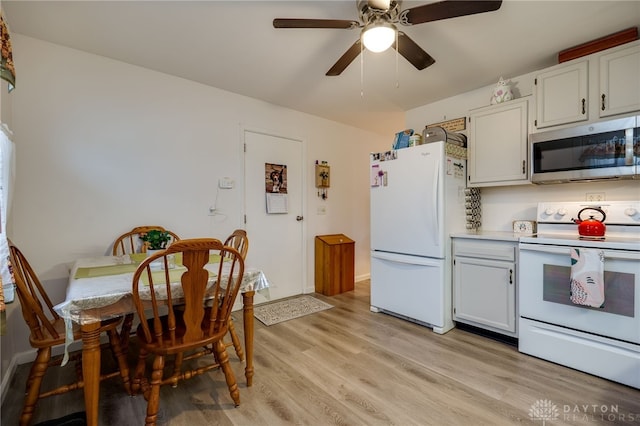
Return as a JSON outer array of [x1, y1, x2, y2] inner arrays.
[[450, 230, 525, 242]]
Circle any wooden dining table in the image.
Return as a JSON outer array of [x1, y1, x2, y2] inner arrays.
[[54, 254, 270, 426]]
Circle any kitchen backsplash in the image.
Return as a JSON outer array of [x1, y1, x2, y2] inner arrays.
[[477, 180, 639, 231]]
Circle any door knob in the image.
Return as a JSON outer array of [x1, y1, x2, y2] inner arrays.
[[296, 216, 304, 221]]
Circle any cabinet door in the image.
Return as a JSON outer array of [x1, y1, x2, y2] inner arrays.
[[453, 256, 516, 333], [535, 61, 588, 128], [599, 44, 640, 118], [468, 98, 528, 186]]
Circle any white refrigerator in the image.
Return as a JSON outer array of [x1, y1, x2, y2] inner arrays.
[[370, 141, 466, 334]]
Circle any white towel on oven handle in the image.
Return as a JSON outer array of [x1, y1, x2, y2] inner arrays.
[[569, 247, 605, 308]]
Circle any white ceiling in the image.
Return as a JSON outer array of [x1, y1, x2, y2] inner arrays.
[[3, 1, 640, 135]]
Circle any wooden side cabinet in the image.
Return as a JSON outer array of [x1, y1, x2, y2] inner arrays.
[[314, 234, 355, 296]]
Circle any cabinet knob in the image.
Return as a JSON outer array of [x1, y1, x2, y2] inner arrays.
[[509, 269, 513, 284], [601, 94, 606, 111], [582, 98, 586, 114]]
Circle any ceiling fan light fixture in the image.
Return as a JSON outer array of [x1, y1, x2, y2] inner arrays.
[[361, 22, 396, 53]]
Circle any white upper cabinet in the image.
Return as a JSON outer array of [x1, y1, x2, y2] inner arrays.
[[535, 61, 588, 129], [599, 43, 640, 118], [534, 40, 640, 130], [468, 97, 529, 187]]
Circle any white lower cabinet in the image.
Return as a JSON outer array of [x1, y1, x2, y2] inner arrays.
[[452, 237, 517, 336]]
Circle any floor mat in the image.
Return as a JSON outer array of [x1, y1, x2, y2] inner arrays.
[[253, 295, 333, 326]]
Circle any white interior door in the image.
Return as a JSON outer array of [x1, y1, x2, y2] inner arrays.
[[243, 129, 304, 303]]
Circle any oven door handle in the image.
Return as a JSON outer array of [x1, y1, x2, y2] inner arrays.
[[519, 243, 569, 255], [519, 243, 640, 260]]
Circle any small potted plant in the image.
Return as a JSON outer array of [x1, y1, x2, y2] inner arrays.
[[140, 230, 172, 269], [140, 230, 171, 251]]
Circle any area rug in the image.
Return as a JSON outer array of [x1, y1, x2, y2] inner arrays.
[[253, 295, 333, 326]]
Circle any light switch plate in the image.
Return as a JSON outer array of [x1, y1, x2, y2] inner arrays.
[[218, 177, 234, 189]]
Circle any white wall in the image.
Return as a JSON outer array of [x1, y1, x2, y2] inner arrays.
[[406, 72, 639, 229], [1, 34, 393, 378]]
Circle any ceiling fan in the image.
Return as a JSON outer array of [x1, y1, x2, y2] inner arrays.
[[273, 0, 503, 76]]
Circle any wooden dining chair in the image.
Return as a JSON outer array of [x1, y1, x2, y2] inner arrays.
[[8, 241, 132, 426], [222, 229, 249, 361], [224, 229, 249, 260], [112, 225, 181, 349], [112, 225, 180, 256], [130, 238, 245, 425]]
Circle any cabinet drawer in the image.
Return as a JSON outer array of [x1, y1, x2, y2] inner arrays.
[[453, 239, 515, 261]]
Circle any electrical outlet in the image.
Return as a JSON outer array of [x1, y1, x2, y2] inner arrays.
[[317, 206, 326, 215], [586, 192, 605, 202]]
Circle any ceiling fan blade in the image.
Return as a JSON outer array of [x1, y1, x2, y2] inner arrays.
[[273, 18, 359, 29], [326, 40, 362, 76], [402, 0, 502, 25], [393, 32, 435, 70]]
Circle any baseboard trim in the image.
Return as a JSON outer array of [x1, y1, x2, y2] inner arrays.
[[1, 352, 18, 405], [356, 273, 370, 282], [0, 337, 104, 405], [1, 347, 36, 405]]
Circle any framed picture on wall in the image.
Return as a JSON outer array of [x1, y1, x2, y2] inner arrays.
[[265, 163, 287, 194], [265, 163, 288, 213]]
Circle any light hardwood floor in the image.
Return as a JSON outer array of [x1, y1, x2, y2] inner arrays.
[[3, 280, 639, 425]]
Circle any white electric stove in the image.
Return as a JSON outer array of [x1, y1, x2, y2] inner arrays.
[[518, 201, 640, 388]]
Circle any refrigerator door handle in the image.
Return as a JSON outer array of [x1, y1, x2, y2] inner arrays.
[[433, 158, 440, 247], [371, 251, 442, 266]]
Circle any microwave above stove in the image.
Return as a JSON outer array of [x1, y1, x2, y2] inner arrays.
[[530, 115, 639, 184]]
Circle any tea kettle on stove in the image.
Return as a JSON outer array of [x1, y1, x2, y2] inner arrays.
[[572, 207, 606, 237]]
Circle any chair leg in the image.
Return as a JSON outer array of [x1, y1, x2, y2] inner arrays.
[[119, 313, 134, 351], [132, 347, 149, 395], [20, 347, 51, 426], [107, 328, 132, 395], [145, 355, 165, 426], [214, 340, 240, 407], [227, 319, 244, 361], [171, 352, 183, 388]]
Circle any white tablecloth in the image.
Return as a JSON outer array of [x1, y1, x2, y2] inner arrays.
[[54, 255, 270, 364]]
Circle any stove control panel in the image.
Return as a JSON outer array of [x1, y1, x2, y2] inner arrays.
[[537, 201, 640, 225]]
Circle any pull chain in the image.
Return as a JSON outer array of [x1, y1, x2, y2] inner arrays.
[[360, 42, 364, 98], [395, 30, 399, 88]]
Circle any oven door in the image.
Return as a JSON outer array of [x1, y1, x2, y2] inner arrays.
[[519, 243, 640, 344]]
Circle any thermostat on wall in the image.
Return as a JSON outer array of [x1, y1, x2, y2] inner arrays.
[[218, 177, 234, 189]]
